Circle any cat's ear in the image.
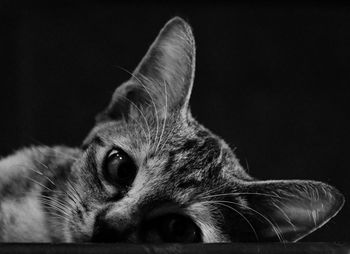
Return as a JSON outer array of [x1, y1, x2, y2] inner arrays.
[[240, 180, 344, 242], [97, 17, 195, 122]]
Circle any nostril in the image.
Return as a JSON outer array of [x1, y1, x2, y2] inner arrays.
[[91, 216, 120, 243], [91, 208, 132, 243], [140, 213, 202, 243], [167, 217, 193, 241]]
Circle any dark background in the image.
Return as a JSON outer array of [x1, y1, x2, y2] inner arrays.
[[0, 1, 349, 242]]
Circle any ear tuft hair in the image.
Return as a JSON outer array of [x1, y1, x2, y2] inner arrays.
[[239, 180, 345, 242], [97, 17, 196, 123]]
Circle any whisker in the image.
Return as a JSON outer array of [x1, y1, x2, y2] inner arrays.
[[215, 200, 285, 242], [196, 185, 228, 199], [158, 121, 176, 152], [201, 200, 259, 241], [41, 207, 70, 222], [118, 94, 152, 149], [116, 66, 160, 152], [244, 158, 250, 174], [39, 197, 72, 214], [36, 160, 49, 170], [32, 145, 79, 162], [32, 159, 84, 206], [23, 164, 81, 211], [25, 176, 54, 192], [41, 175, 56, 186], [15, 163, 57, 187], [66, 181, 83, 205], [271, 200, 296, 232], [200, 192, 287, 201], [38, 196, 71, 212], [155, 80, 168, 153], [40, 199, 71, 217], [26, 167, 43, 176]]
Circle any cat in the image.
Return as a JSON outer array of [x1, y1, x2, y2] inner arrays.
[[0, 17, 345, 243]]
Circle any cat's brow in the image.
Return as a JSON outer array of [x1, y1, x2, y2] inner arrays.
[[83, 135, 105, 149]]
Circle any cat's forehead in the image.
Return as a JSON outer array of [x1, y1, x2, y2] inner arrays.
[[85, 117, 249, 183], [87, 116, 218, 155]]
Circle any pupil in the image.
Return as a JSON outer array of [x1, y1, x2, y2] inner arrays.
[[117, 163, 131, 179], [105, 148, 137, 186]]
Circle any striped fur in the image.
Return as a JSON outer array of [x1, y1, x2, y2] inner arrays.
[[0, 17, 344, 243]]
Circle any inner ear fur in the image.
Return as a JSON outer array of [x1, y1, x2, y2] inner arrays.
[[97, 17, 196, 123]]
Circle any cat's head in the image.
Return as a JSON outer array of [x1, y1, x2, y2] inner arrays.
[[63, 17, 344, 243]]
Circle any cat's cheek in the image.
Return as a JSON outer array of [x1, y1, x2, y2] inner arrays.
[[60, 215, 81, 242], [65, 210, 98, 242], [64, 222, 89, 243], [185, 203, 228, 243], [62, 221, 74, 242]]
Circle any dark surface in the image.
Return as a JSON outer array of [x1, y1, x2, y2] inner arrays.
[[0, 1, 349, 241], [0, 243, 349, 254]]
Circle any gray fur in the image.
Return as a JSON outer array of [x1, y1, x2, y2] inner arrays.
[[0, 17, 345, 243]]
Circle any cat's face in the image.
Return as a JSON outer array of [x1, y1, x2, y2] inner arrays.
[[61, 17, 344, 243]]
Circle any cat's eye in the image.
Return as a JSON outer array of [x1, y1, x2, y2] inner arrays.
[[104, 148, 137, 186]]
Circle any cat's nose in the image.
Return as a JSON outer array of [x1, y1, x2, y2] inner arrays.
[[139, 213, 202, 243], [91, 209, 202, 243], [91, 210, 136, 243]]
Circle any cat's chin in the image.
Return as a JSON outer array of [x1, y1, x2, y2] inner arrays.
[[64, 228, 94, 243], [60, 222, 88, 243], [68, 234, 91, 243]]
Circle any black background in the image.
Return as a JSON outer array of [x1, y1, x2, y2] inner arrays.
[[0, 1, 349, 242]]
